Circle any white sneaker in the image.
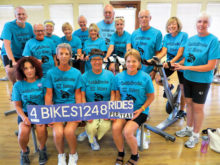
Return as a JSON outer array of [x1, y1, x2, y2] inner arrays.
[[68, 153, 78, 165], [77, 131, 87, 142], [58, 153, 67, 165], [185, 136, 199, 148], [176, 127, 192, 137], [90, 137, 100, 151]]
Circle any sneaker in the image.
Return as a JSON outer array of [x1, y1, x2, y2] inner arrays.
[[58, 153, 67, 165], [20, 148, 30, 165], [68, 153, 78, 165], [77, 131, 87, 142], [39, 146, 48, 165], [163, 84, 174, 98], [185, 136, 199, 148], [90, 137, 100, 151], [176, 127, 192, 137]]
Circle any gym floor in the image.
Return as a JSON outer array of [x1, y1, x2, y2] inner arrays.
[[0, 69, 219, 165]]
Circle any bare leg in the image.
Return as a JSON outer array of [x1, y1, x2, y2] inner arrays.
[[36, 124, 48, 150], [64, 121, 78, 154], [180, 84, 186, 110], [18, 122, 31, 152], [123, 121, 139, 155], [192, 103, 205, 133], [185, 98, 194, 127], [112, 119, 126, 152], [53, 122, 64, 154]]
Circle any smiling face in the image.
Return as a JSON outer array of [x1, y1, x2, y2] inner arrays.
[[23, 61, 36, 80], [167, 20, 178, 34], [57, 47, 71, 66], [90, 56, 103, 71], [89, 29, 98, 40], [63, 27, 72, 38], [104, 5, 114, 24], [126, 55, 140, 73], [15, 7, 27, 24], [196, 16, 210, 36], [78, 16, 87, 31], [34, 24, 45, 41], [115, 19, 124, 34], [139, 10, 151, 30], [44, 24, 54, 36]]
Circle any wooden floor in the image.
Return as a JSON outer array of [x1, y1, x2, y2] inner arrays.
[[0, 69, 220, 165]]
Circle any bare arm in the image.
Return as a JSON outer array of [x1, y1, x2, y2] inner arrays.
[[110, 91, 115, 101], [4, 39, 16, 64], [75, 88, 82, 104], [126, 43, 131, 52], [105, 45, 114, 60], [81, 91, 86, 103], [170, 47, 184, 63], [175, 59, 217, 72], [14, 101, 31, 125], [45, 88, 53, 105], [115, 90, 121, 101], [132, 92, 155, 120], [156, 47, 167, 60]]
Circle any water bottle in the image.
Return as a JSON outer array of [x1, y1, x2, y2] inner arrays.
[[145, 130, 151, 144], [136, 128, 141, 146], [201, 136, 209, 153]]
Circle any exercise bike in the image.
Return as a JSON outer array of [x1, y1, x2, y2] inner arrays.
[[142, 56, 186, 142]]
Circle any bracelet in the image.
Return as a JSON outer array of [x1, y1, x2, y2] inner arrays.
[[141, 106, 145, 111]]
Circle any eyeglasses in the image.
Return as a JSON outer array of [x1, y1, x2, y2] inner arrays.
[[91, 59, 103, 62], [35, 30, 45, 33]]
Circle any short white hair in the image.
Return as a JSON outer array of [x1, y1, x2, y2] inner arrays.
[[78, 15, 87, 23], [196, 12, 212, 26]]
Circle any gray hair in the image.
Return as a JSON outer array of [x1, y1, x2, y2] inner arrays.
[[14, 6, 26, 15], [138, 10, 151, 18], [196, 12, 212, 26], [56, 43, 72, 55]]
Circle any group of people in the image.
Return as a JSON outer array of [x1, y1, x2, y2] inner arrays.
[[0, 3, 219, 165]]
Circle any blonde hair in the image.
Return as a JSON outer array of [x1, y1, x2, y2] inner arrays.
[[124, 49, 142, 70], [62, 22, 73, 32], [89, 23, 100, 38], [166, 17, 182, 33], [115, 16, 125, 24]]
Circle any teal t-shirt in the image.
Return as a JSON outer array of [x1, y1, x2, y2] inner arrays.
[[12, 79, 45, 113], [183, 34, 220, 83], [44, 67, 82, 104], [81, 69, 115, 102], [115, 70, 154, 115], [131, 27, 162, 73]]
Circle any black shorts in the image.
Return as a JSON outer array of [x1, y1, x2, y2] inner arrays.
[[164, 68, 185, 84], [126, 113, 148, 126], [183, 78, 210, 104], [3, 55, 20, 67]]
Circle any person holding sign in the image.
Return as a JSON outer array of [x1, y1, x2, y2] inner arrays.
[[79, 49, 115, 151], [45, 43, 82, 165], [12, 57, 48, 165], [112, 49, 155, 165]]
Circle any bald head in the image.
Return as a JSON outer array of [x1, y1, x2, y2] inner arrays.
[[34, 24, 45, 40], [138, 10, 151, 30], [103, 4, 114, 24], [78, 15, 87, 31]]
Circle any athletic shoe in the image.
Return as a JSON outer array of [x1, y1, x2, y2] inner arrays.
[[77, 131, 87, 142], [90, 137, 100, 151], [68, 153, 78, 165], [58, 153, 67, 165], [39, 146, 48, 165], [185, 136, 199, 148], [20, 148, 30, 165], [176, 127, 192, 137]]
